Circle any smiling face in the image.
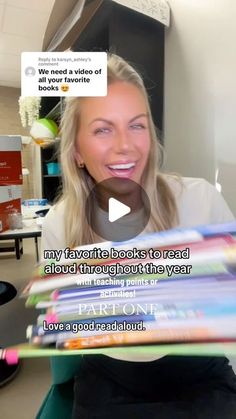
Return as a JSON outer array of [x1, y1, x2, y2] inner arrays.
[[75, 81, 151, 186], [61, 84, 69, 92]]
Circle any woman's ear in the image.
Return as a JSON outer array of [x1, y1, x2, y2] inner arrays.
[[74, 149, 85, 168]]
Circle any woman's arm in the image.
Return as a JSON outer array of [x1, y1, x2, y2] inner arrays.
[[41, 201, 66, 259]]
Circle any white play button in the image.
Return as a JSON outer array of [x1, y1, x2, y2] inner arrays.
[[86, 178, 151, 241], [108, 197, 131, 222]]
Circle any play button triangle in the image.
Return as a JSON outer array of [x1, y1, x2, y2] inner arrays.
[[108, 197, 131, 222]]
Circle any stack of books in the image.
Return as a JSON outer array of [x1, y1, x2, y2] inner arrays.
[[2, 222, 236, 364]]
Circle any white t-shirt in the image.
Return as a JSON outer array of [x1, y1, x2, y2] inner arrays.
[[42, 177, 234, 251], [41, 177, 235, 361]]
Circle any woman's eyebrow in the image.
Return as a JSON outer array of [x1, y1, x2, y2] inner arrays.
[[89, 118, 113, 126], [89, 113, 148, 126], [129, 113, 148, 123]]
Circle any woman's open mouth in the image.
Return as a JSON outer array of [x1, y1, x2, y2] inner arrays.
[[107, 162, 136, 178]]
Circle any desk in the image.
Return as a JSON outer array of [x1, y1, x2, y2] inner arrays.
[[0, 224, 42, 262]]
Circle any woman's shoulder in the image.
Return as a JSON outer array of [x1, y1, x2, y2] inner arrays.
[[163, 174, 211, 195], [44, 200, 66, 222], [163, 174, 234, 227], [41, 200, 66, 253], [163, 174, 221, 201]]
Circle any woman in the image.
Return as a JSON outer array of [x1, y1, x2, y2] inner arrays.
[[42, 54, 236, 418]]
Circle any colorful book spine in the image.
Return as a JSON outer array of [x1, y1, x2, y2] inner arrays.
[[4, 342, 236, 365], [25, 245, 236, 296], [56, 317, 236, 350], [29, 305, 236, 346], [33, 272, 236, 310], [27, 315, 147, 338], [35, 223, 236, 279], [37, 235, 234, 277]]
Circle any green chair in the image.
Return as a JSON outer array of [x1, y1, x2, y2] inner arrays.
[[36, 355, 83, 419]]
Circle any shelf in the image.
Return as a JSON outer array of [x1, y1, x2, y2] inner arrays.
[[43, 174, 61, 177], [45, 102, 61, 120], [39, 98, 65, 125], [40, 138, 61, 150]]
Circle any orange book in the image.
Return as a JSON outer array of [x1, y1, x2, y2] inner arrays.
[[57, 327, 211, 350]]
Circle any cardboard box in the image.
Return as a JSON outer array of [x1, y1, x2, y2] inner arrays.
[[0, 185, 22, 232], [0, 136, 22, 185]]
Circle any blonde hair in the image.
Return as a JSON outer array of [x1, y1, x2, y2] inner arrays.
[[59, 54, 179, 247]]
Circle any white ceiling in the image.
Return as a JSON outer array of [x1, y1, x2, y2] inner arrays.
[[0, 0, 55, 88]]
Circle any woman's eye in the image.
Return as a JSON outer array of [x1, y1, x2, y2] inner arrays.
[[130, 124, 146, 130], [94, 127, 111, 135]]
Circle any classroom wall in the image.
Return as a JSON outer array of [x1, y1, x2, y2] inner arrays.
[[0, 86, 25, 135], [164, 0, 236, 216], [0, 86, 35, 199]]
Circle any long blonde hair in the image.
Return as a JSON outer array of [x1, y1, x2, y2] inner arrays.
[[59, 54, 179, 247]]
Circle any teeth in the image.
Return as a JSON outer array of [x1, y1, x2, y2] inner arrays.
[[108, 163, 135, 170]]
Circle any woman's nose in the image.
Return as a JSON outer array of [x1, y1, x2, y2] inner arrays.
[[113, 130, 132, 153]]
